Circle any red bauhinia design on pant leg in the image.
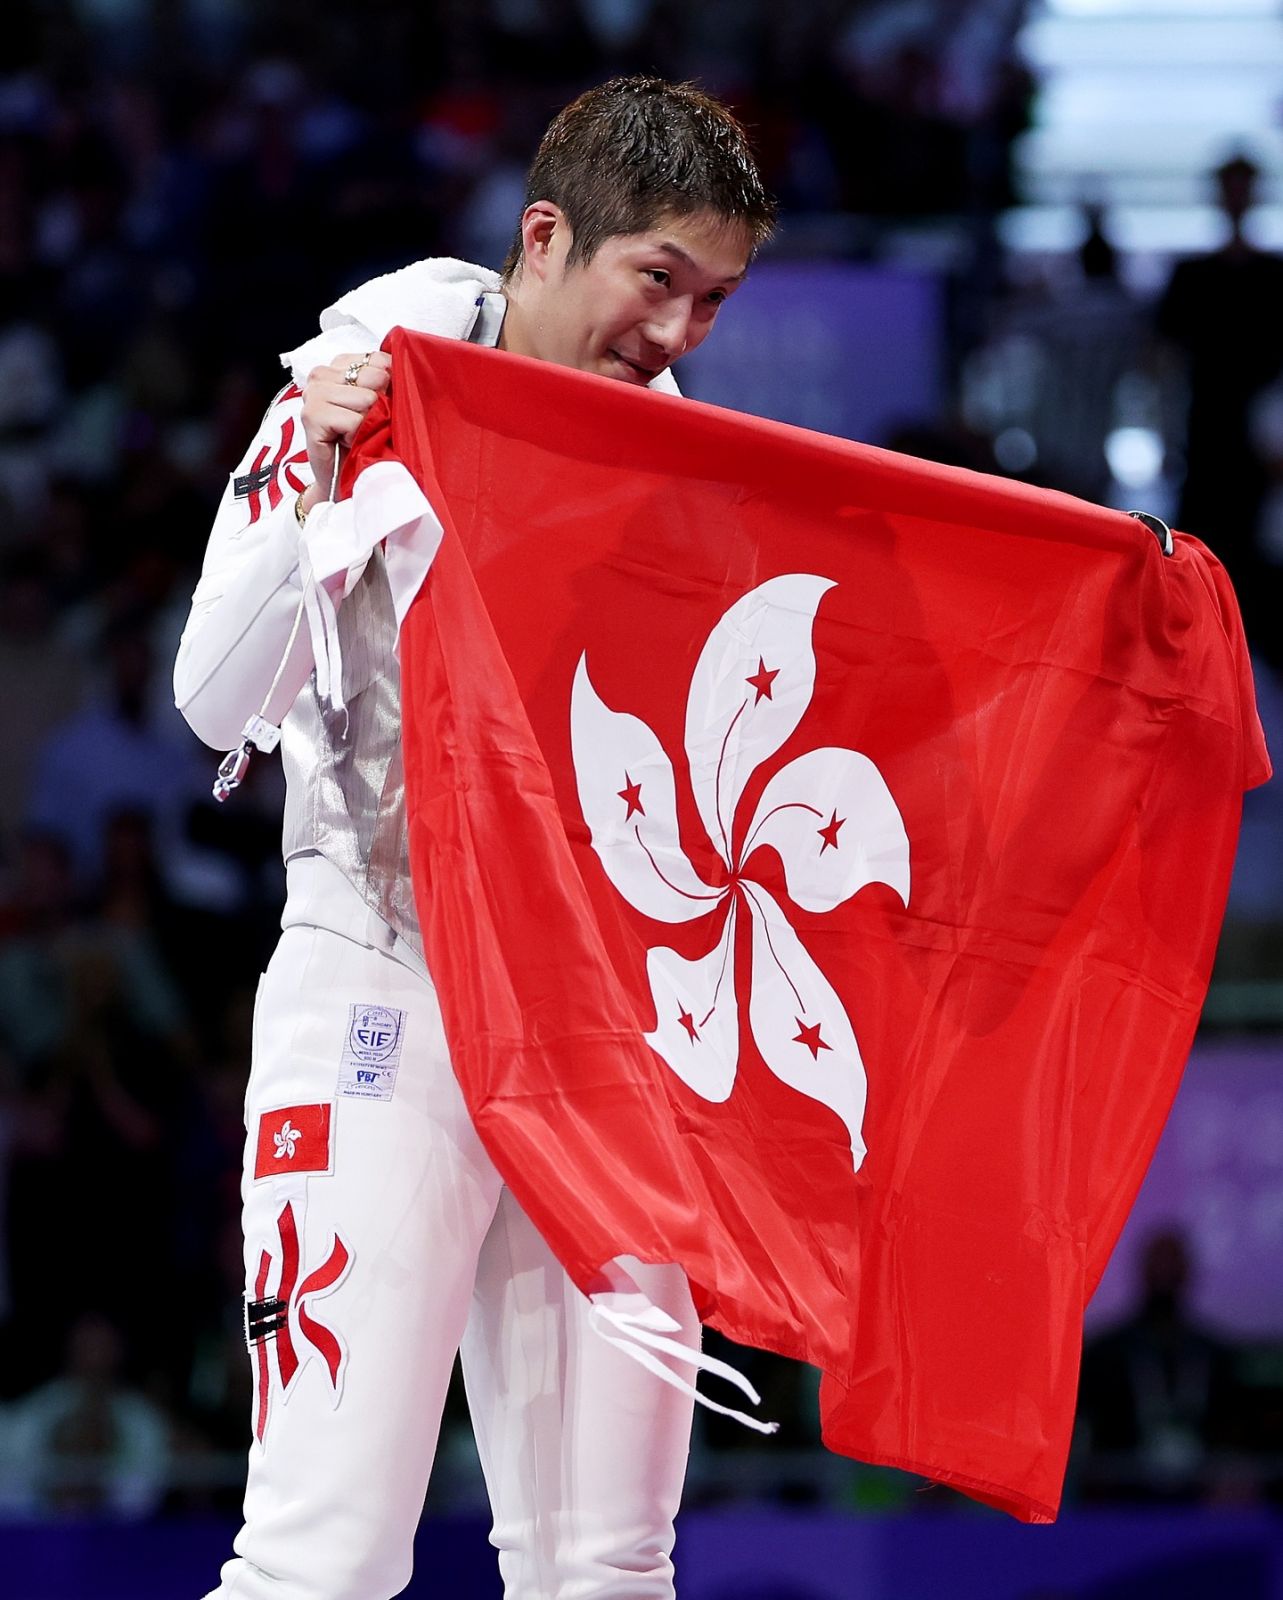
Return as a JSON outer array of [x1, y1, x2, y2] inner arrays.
[[274, 1202, 302, 1388], [296, 1236, 352, 1385], [250, 1201, 352, 1441], [252, 1251, 273, 1444]]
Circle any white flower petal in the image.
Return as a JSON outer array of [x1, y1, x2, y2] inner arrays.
[[644, 903, 739, 1102], [743, 882, 868, 1171], [571, 655, 724, 924], [742, 747, 910, 913], [684, 575, 836, 868]]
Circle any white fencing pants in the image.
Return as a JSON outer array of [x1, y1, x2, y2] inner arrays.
[[206, 924, 697, 1600]]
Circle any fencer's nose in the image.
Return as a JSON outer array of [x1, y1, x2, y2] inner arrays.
[[641, 296, 695, 365]]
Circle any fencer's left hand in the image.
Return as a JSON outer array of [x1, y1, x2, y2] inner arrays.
[[297, 349, 393, 518]]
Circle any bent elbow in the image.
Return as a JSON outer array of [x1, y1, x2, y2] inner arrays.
[[174, 665, 251, 753], [177, 698, 248, 754]]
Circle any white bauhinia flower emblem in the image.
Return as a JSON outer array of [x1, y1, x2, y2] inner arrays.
[[570, 574, 910, 1171], [274, 1120, 302, 1161]]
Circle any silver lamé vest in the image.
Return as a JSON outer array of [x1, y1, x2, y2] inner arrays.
[[277, 288, 507, 959], [279, 545, 422, 955]]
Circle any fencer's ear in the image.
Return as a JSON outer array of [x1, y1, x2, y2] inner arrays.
[[519, 202, 568, 283]]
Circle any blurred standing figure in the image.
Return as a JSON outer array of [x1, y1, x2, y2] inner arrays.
[[0, 1312, 170, 1516], [1156, 154, 1283, 660], [1076, 1228, 1239, 1502]]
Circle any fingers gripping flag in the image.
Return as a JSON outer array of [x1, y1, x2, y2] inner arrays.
[[337, 330, 1270, 1522]]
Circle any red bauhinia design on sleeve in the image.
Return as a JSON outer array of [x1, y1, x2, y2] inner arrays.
[[245, 397, 310, 524]]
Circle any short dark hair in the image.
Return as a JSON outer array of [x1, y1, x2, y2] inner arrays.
[[502, 76, 776, 279]]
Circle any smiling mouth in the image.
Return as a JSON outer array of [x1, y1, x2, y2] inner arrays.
[[609, 350, 660, 382]]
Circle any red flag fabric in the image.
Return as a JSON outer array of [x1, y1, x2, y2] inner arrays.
[[340, 329, 1269, 1522]]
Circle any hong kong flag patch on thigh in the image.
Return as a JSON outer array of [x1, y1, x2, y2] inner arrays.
[[254, 1103, 334, 1181]]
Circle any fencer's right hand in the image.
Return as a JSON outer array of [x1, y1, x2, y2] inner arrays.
[[298, 349, 392, 515]]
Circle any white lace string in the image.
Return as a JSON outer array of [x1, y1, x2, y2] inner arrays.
[[588, 1298, 779, 1436]]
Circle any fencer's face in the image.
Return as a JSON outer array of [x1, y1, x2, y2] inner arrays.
[[507, 206, 752, 384]]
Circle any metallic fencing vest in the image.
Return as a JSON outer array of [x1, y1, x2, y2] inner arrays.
[[273, 285, 671, 957], [275, 289, 508, 961], [279, 545, 422, 955]]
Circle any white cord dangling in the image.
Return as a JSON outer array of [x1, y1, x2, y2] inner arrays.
[[212, 444, 343, 802]]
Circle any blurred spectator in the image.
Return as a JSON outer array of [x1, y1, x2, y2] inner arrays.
[[823, 0, 1032, 218], [963, 204, 1148, 504], [169, 988, 256, 1474], [0, 314, 63, 526], [0, 814, 194, 1377], [0, 829, 80, 1069], [89, 807, 192, 1047], [0, 1311, 170, 1515], [0, 547, 85, 860], [1156, 153, 1283, 664], [1076, 1228, 1244, 1503], [25, 618, 202, 889]]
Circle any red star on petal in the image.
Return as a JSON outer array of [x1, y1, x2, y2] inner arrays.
[[618, 774, 645, 820], [745, 657, 779, 704], [678, 1008, 699, 1043], [793, 1018, 831, 1059], [817, 810, 845, 853]]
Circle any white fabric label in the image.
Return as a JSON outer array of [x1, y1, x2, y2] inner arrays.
[[338, 1003, 406, 1101]]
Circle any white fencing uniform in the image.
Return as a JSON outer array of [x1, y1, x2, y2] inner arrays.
[[175, 260, 697, 1600]]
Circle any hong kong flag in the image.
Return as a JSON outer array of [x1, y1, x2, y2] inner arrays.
[[337, 330, 1269, 1522]]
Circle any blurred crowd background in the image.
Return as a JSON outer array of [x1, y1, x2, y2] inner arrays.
[[0, 0, 1281, 1534]]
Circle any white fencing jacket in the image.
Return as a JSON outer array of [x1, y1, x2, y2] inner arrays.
[[174, 258, 678, 962]]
